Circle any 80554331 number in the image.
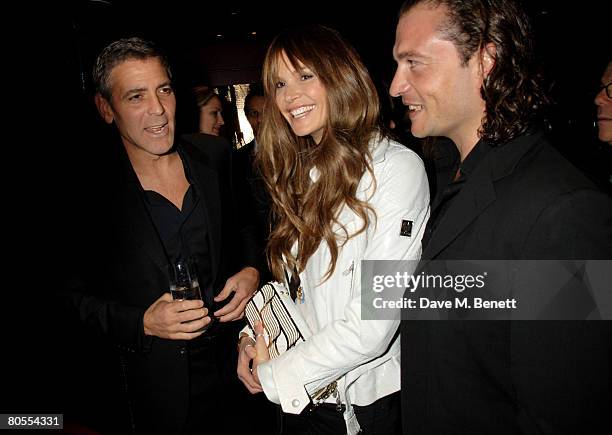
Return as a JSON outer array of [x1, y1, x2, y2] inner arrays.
[[1, 414, 63, 430]]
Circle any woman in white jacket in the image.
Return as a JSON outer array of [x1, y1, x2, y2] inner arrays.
[[237, 24, 429, 434]]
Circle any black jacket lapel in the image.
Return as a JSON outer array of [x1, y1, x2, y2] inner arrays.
[[119, 175, 169, 275], [423, 158, 496, 260], [422, 131, 544, 260], [179, 145, 222, 286]]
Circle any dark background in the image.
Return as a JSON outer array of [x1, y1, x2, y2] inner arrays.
[[5, 0, 610, 431]]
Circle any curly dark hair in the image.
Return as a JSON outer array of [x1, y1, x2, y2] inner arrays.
[[399, 0, 550, 145], [93, 37, 171, 100]]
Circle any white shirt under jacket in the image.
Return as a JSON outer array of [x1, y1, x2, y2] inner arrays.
[[257, 135, 430, 426]]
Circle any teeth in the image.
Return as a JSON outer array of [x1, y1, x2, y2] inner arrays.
[[408, 105, 423, 111], [290, 105, 315, 118], [147, 124, 166, 133]]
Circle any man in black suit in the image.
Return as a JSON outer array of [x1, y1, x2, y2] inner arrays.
[[64, 37, 261, 434], [390, 1, 612, 434]]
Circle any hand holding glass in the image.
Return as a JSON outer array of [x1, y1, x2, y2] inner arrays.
[[169, 258, 202, 301]]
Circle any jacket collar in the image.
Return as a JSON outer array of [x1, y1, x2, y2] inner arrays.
[[422, 130, 545, 260], [370, 133, 392, 164]]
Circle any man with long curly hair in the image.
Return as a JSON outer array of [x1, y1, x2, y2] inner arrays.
[[390, 0, 612, 433]]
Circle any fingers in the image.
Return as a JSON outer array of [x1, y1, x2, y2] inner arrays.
[[213, 291, 239, 318], [214, 294, 249, 322], [145, 294, 211, 339], [254, 321, 265, 335], [238, 367, 263, 394], [175, 298, 204, 312], [215, 267, 259, 304], [253, 322, 269, 362], [214, 267, 260, 320], [245, 344, 257, 359], [181, 316, 211, 333], [176, 307, 208, 323], [214, 279, 236, 303], [171, 313, 214, 338], [238, 338, 256, 363], [237, 339, 263, 393]]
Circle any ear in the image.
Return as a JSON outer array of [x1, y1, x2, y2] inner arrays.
[[95, 93, 114, 124], [480, 43, 496, 80]]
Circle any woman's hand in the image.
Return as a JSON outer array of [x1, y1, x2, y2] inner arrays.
[[237, 322, 270, 393]]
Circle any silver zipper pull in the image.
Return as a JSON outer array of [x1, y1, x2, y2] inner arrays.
[[334, 388, 342, 412], [342, 261, 354, 276]]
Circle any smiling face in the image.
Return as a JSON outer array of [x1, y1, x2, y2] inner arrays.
[[273, 52, 328, 144], [595, 62, 612, 145], [199, 95, 225, 136], [96, 57, 176, 159], [390, 3, 488, 154]]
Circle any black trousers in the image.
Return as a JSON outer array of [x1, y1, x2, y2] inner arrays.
[[183, 335, 278, 435], [280, 392, 401, 434], [182, 337, 227, 435]]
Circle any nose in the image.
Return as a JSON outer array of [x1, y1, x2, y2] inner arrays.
[[595, 87, 610, 107], [284, 84, 300, 103], [389, 68, 409, 98], [148, 94, 165, 115], [217, 112, 225, 126]]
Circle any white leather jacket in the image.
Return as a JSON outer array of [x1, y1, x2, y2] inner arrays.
[[257, 136, 430, 433]]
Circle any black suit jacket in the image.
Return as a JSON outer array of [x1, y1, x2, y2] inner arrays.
[[401, 131, 612, 434], [63, 135, 261, 434]]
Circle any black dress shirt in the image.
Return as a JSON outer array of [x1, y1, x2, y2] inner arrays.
[[142, 163, 213, 309], [422, 140, 492, 249]]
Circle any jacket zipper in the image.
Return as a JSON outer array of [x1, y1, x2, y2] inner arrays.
[[343, 260, 356, 297]]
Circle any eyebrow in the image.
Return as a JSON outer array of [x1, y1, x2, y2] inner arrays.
[[122, 87, 146, 99], [394, 49, 426, 61], [121, 81, 172, 99]]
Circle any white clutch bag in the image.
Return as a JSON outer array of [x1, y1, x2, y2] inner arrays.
[[245, 281, 340, 407], [244, 281, 312, 358]]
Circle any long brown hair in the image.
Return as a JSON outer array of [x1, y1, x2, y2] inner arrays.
[[258, 25, 382, 282]]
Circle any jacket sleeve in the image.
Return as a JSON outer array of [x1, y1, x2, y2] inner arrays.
[[257, 146, 431, 413], [61, 280, 153, 354]]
